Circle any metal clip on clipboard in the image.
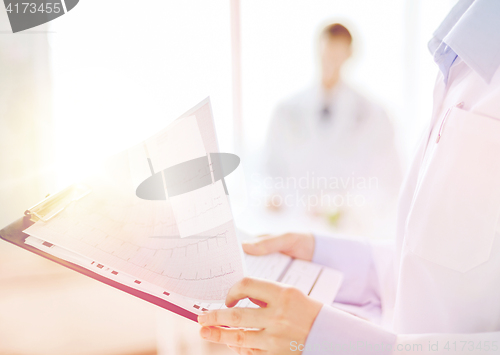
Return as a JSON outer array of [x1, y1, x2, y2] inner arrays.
[[24, 184, 92, 223]]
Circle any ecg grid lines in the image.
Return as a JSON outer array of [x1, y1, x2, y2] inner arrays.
[[26, 185, 243, 301], [25, 99, 244, 302]]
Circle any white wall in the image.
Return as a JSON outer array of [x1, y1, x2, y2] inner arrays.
[[49, 0, 233, 188], [49, 0, 457, 186]]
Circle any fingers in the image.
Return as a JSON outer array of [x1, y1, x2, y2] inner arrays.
[[200, 326, 265, 349], [226, 277, 282, 307], [198, 307, 268, 328], [249, 297, 267, 308], [228, 345, 267, 355], [242, 234, 294, 256], [228, 345, 242, 354]]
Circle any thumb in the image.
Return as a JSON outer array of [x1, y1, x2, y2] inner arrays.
[[242, 234, 292, 256]]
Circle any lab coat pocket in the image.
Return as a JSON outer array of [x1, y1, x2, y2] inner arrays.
[[406, 107, 500, 273]]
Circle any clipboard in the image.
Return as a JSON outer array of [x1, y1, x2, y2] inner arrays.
[[0, 184, 198, 322]]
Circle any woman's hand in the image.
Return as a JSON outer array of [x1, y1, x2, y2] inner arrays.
[[198, 277, 323, 354], [242, 233, 315, 261]]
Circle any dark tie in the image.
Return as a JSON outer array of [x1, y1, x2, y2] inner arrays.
[[321, 105, 331, 121]]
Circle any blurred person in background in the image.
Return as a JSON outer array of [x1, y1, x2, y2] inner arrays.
[[263, 23, 402, 236]]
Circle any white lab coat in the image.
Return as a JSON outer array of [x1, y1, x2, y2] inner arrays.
[[264, 82, 402, 235], [303, 59, 500, 354], [373, 57, 500, 348]]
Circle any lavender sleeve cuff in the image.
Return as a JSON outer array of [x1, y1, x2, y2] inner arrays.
[[302, 304, 397, 355], [312, 235, 381, 308]]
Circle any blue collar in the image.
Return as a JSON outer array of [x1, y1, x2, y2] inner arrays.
[[429, 0, 500, 83]]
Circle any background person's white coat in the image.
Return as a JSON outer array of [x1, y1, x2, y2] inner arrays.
[[262, 82, 403, 237]]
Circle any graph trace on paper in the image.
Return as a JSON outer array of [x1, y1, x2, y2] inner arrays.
[[24, 99, 244, 302]]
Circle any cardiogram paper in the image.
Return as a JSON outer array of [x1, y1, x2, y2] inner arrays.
[[24, 98, 244, 302]]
